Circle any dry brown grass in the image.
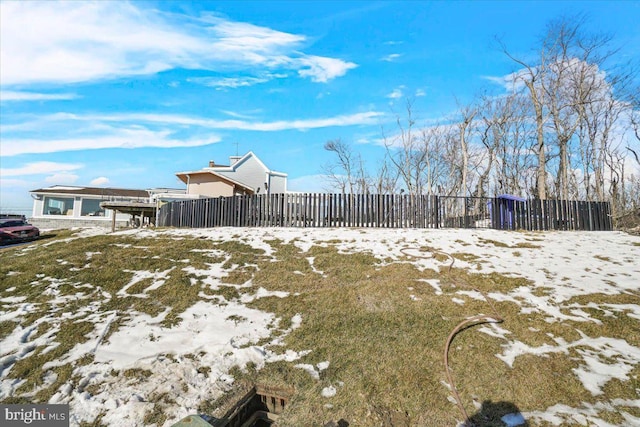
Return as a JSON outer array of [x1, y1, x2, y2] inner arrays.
[[1, 230, 637, 426]]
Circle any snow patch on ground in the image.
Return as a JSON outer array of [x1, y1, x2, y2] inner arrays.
[[497, 330, 640, 396], [321, 385, 337, 398]]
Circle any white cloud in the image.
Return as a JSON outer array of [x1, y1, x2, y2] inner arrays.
[[1, 108, 385, 157], [188, 75, 276, 89], [381, 53, 402, 62], [200, 77, 267, 88], [1, 1, 192, 85], [297, 55, 358, 83], [45, 172, 79, 185], [0, 2, 356, 86], [386, 86, 405, 99], [1, 128, 221, 156], [207, 17, 306, 55], [482, 71, 528, 93], [219, 109, 261, 119], [415, 88, 426, 97], [90, 177, 110, 186], [0, 161, 83, 177], [0, 91, 79, 102], [2, 111, 384, 146]]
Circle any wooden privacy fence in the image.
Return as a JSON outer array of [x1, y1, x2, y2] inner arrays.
[[157, 194, 612, 231]]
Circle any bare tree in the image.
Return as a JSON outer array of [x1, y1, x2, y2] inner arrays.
[[500, 37, 549, 199], [628, 88, 640, 167], [500, 15, 619, 200], [455, 102, 477, 197], [383, 100, 427, 195], [372, 153, 400, 194], [323, 138, 358, 194], [476, 92, 533, 198], [419, 124, 450, 195]]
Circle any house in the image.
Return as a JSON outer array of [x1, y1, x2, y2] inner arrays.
[[175, 151, 287, 197], [29, 185, 193, 229]]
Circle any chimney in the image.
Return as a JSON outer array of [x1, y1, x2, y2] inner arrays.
[[229, 155, 241, 165], [208, 160, 215, 167]]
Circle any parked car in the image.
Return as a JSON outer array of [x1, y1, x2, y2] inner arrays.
[[0, 217, 40, 245]]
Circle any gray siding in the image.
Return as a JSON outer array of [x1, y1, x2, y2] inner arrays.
[[269, 175, 287, 193], [217, 156, 270, 193]]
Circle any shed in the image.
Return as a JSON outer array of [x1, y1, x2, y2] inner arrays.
[[490, 194, 527, 230]]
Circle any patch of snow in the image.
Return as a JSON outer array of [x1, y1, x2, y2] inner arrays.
[[524, 400, 640, 426], [265, 349, 311, 363], [0, 302, 35, 322], [477, 323, 511, 340], [307, 257, 324, 275], [117, 268, 174, 296], [317, 361, 330, 371], [0, 295, 27, 303], [94, 301, 275, 370], [321, 386, 336, 398], [291, 313, 303, 329], [497, 331, 640, 396], [456, 290, 486, 301], [295, 363, 320, 380], [240, 287, 289, 303], [417, 279, 442, 295]]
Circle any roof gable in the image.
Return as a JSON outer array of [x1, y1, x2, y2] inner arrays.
[[206, 151, 286, 176]]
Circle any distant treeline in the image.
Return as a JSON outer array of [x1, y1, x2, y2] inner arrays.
[[322, 16, 639, 222]]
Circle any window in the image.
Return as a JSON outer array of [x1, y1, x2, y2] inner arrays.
[[0, 220, 28, 227], [43, 196, 74, 215], [81, 199, 105, 216]]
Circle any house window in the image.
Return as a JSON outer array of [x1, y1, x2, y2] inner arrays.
[[81, 199, 105, 216], [43, 196, 75, 215]]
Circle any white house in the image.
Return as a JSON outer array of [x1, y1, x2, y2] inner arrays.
[[29, 186, 192, 229], [175, 152, 287, 197]]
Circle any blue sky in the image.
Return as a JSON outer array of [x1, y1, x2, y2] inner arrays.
[[1, 1, 639, 212]]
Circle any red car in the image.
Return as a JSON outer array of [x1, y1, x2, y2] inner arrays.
[[0, 217, 40, 245]]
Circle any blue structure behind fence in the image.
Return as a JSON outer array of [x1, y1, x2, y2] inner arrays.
[[157, 194, 612, 231]]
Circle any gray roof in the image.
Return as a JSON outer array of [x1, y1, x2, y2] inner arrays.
[[31, 186, 149, 198]]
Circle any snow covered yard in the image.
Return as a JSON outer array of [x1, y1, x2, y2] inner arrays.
[[1, 227, 639, 426]]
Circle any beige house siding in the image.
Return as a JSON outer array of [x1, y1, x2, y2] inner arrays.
[[187, 176, 234, 197]]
